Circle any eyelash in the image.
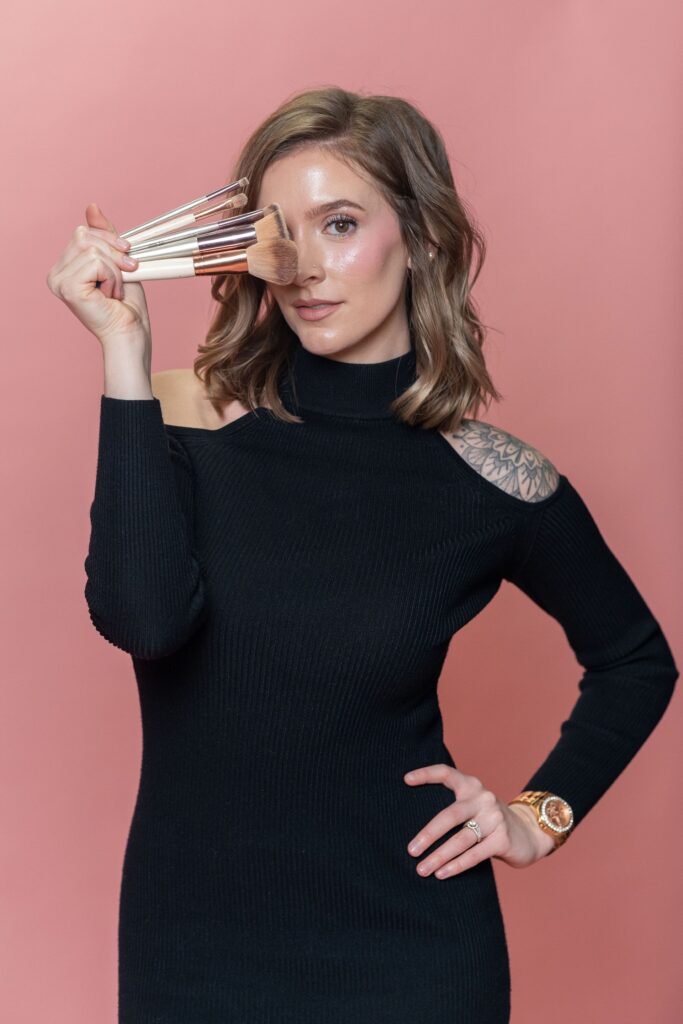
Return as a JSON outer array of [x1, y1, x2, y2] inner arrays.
[[322, 214, 358, 237]]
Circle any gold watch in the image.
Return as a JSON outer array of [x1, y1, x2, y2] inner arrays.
[[509, 790, 574, 853]]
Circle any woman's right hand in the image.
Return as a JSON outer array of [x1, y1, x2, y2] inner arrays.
[[46, 203, 151, 348]]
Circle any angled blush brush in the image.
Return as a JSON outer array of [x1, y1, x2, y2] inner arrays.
[[126, 203, 285, 255], [120, 238, 298, 286], [121, 190, 249, 246], [130, 206, 288, 262], [126, 204, 277, 255]]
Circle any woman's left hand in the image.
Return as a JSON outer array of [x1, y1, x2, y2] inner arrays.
[[403, 764, 556, 877]]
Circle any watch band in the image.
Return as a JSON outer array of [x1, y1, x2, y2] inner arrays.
[[509, 790, 574, 853]]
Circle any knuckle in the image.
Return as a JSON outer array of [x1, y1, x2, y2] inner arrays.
[[89, 245, 100, 259]]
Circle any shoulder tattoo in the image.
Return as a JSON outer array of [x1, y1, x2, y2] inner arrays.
[[447, 419, 560, 503]]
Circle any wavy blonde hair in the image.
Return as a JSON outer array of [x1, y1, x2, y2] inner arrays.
[[194, 86, 502, 431]]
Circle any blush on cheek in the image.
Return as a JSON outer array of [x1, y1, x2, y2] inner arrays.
[[329, 228, 399, 282]]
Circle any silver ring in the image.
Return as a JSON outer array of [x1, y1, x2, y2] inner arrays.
[[464, 819, 482, 842]]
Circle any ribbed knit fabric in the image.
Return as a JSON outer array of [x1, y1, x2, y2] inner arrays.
[[84, 338, 678, 1023]]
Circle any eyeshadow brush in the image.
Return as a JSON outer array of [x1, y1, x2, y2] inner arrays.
[[120, 178, 249, 244], [121, 192, 249, 246]]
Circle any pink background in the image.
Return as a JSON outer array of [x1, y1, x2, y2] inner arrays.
[[2, 1, 681, 1021]]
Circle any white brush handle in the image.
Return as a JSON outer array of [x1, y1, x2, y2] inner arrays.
[[122, 257, 196, 281], [124, 212, 196, 246]]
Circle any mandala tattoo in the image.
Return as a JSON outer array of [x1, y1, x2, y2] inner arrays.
[[447, 420, 560, 503]]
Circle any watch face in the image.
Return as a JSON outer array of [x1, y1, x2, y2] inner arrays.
[[540, 796, 574, 833]]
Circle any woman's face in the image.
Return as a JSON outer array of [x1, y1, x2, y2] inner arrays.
[[256, 147, 413, 362]]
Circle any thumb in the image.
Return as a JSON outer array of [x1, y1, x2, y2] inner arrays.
[[85, 201, 119, 235]]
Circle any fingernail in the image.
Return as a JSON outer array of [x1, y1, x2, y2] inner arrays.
[[122, 256, 137, 268], [116, 237, 131, 250]]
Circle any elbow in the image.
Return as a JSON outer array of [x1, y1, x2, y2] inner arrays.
[[580, 615, 679, 728], [631, 619, 679, 718], [649, 623, 679, 696], [84, 580, 208, 661], [660, 650, 679, 703]]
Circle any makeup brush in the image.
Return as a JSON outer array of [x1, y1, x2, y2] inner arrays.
[[121, 192, 249, 246], [126, 204, 284, 255], [121, 238, 298, 285], [121, 179, 248, 234], [120, 178, 249, 244], [130, 206, 288, 262]]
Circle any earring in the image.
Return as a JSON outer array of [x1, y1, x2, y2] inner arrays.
[[428, 251, 435, 260]]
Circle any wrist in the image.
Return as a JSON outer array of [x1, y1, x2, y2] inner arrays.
[[102, 355, 153, 400], [98, 322, 150, 346], [101, 333, 152, 399], [508, 802, 556, 859]]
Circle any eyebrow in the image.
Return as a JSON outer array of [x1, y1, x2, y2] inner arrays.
[[303, 199, 366, 221]]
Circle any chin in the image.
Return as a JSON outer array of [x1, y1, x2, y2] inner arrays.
[[299, 337, 347, 355], [289, 326, 350, 352]]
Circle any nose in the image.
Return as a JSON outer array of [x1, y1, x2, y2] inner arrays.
[[290, 230, 325, 289]]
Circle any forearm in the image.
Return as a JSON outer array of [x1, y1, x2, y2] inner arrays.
[[505, 477, 678, 832]]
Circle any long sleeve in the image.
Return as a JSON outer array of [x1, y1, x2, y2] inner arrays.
[[504, 476, 678, 830], [83, 395, 208, 660]]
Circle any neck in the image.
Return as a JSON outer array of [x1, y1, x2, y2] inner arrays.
[[280, 338, 418, 420]]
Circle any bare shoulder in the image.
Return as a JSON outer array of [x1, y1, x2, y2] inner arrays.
[[438, 418, 560, 503], [150, 369, 200, 426], [150, 368, 251, 430]]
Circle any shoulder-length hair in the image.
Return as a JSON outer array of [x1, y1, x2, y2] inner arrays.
[[194, 86, 502, 432]]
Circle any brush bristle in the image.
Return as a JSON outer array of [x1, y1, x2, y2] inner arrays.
[[224, 192, 248, 211], [254, 206, 287, 242], [246, 239, 298, 285]]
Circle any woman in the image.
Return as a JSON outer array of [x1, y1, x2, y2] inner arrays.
[[47, 87, 678, 1023]]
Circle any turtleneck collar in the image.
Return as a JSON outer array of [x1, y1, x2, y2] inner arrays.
[[279, 338, 418, 420]]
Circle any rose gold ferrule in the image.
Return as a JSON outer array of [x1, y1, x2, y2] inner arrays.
[[193, 250, 249, 275]]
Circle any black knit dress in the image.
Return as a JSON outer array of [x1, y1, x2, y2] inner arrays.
[[83, 338, 678, 1023]]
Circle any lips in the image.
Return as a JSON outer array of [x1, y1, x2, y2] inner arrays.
[[294, 301, 341, 308], [294, 302, 342, 322]]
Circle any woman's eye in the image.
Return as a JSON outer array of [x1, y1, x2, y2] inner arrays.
[[323, 215, 358, 237]]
